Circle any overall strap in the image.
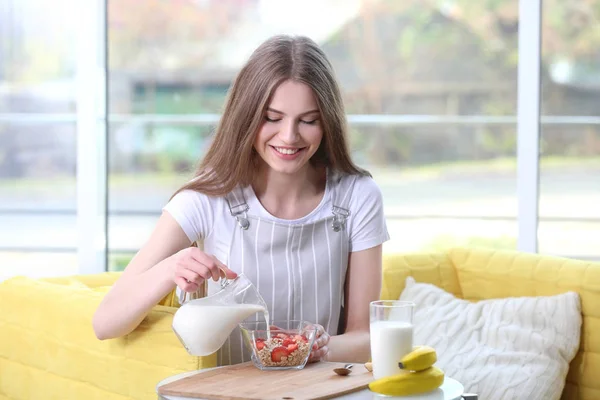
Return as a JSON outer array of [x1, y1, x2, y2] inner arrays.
[[225, 186, 250, 230], [329, 172, 357, 232]]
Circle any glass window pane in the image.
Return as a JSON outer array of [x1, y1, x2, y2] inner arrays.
[[107, 120, 209, 258], [1, 0, 79, 278], [540, 0, 600, 260], [352, 124, 517, 252], [108, 0, 519, 259], [0, 122, 77, 279], [109, 252, 135, 272], [0, 1, 76, 113]]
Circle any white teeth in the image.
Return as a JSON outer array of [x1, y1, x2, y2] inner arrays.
[[274, 147, 300, 155]]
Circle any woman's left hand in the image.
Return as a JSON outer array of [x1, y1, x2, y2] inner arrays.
[[308, 324, 330, 362]]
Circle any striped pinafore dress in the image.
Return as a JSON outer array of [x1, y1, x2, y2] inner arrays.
[[217, 172, 357, 366]]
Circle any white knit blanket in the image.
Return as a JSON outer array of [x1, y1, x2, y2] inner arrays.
[[399, 277, 582, 400]]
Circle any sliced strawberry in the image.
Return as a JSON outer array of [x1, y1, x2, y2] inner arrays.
[[294, 334, 308, 343], [255, 340, 265, 350], [287, 343, 298, 352], [282, 338, 294, 346], [271, 346, 289, 362], [276, 333, 289, 339]]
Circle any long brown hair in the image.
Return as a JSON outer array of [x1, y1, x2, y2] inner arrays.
[[173, 34, 369, 198]]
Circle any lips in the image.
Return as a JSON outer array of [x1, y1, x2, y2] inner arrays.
[[271, 146, 305, 155]]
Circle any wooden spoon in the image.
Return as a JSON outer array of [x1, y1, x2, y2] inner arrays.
[[333, 363, 354, 376]]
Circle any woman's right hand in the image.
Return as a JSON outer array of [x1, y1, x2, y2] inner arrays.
[[168, 247, 237, 293]]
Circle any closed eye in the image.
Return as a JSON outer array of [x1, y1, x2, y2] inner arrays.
[[265, 116, 281, 123], [301, 119, 318, 125]]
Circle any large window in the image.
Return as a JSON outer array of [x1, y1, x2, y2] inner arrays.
[[1, 0, 598, 279], [106, 0, 520, 268], [539, 0, 600, 260], [0, 0, 78, 279]]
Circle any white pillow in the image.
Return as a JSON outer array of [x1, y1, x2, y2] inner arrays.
[[399, 277, 581, 400]]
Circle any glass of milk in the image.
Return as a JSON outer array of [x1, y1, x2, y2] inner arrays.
[[369, 300, 415, 379]]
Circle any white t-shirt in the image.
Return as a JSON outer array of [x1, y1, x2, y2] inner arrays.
[[163, 173, 390, 266]]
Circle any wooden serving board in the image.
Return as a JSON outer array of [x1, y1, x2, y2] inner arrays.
[[157, 361, 374, 400]]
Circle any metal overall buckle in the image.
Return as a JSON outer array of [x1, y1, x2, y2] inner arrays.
[[229, 203, 250, 230], [331, 206, 350, 232]]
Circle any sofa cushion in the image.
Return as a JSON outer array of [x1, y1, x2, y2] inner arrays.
[[399, 276, 582, 400], [449, 247, 600, 399], [380, 252, 462, 301], [0, 275, 213, 400]]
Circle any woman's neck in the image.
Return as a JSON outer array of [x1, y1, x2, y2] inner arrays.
[[252, 163, 327, 220]]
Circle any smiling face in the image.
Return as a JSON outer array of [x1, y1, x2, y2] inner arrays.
[[253, 79, 323, 176]]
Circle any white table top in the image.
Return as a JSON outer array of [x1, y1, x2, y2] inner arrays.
[[155, 364, 465, 400]]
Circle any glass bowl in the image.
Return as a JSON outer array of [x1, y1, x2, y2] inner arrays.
[[239, 320, 318, 370]]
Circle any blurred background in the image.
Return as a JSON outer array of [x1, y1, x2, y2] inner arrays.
[[0, 0, 598, 280]]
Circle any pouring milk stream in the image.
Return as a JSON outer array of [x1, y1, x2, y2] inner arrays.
[[172, 273, 270, 356]]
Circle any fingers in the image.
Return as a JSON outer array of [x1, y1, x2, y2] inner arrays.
[[171, 248, 237, 293], [222, 266, 238, 279], [317, 324, 326, 336], [178, 268, 202, 286], [308, 345, 328, 363], [188, 248, 233, 281], [186, 248, 220, 281], [174, 276, 199, 293], [309, 324, 326, 339], [307, 324, 329, 363], [314, 331, 330, 350]]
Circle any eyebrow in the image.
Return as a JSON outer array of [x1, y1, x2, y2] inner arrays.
[[267, 107, 320, 117]]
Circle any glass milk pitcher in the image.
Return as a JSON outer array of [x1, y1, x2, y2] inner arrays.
[[171, 273, 268, 356]]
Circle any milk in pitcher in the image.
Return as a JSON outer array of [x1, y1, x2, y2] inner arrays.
[[172, 296, 269, 356]]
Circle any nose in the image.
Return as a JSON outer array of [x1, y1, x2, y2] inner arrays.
[[279, 120, 299, 144]]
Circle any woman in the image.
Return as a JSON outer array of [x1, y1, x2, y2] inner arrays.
[[93, 34, 389, 366]]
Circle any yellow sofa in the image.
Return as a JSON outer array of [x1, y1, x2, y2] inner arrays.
[[379, 248, 599, 400], [1, 248, 598, 400], [0, 273, 215, 400]]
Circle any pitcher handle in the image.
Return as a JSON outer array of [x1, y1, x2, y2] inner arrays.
[[219, 267, 234, 289]]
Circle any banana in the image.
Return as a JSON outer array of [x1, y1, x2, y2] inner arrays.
[[368, 366, 445, 396], [399, 345, 437, 371]]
